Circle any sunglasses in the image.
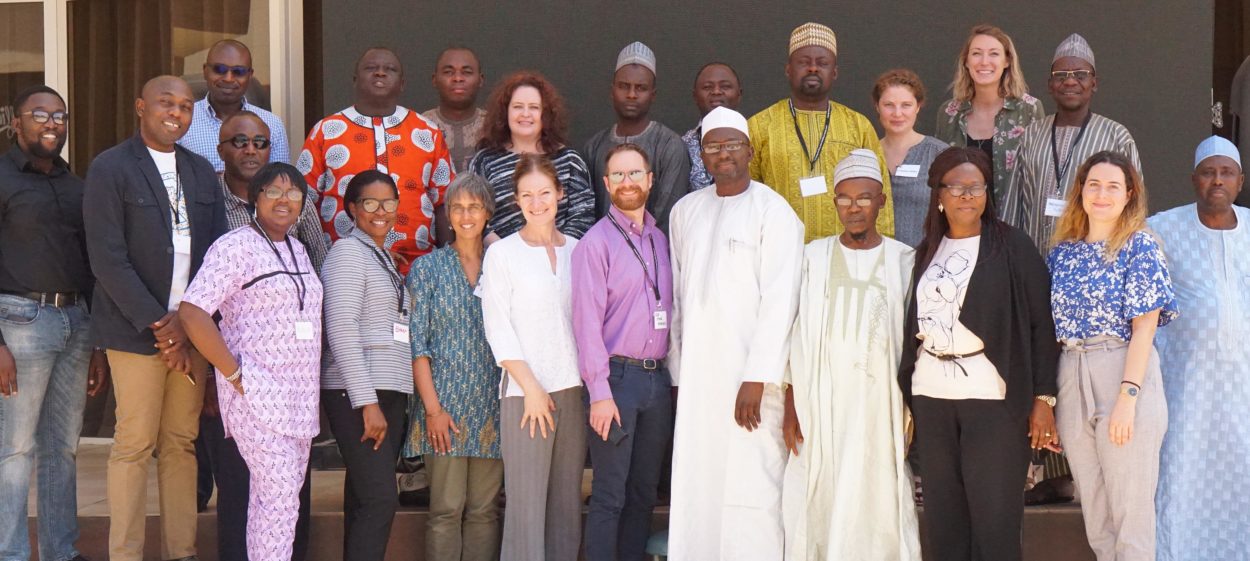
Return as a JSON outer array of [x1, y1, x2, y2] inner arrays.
[[358, 198, 399, 214], [20, 110, 68, 125], [207, 63, 252, 77], [221, 135, 271, 150]]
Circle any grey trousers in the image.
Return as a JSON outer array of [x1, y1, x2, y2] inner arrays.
[[425, 455, 504, 561], [500, 387, 586, 561], [1055, 337, 1167, 561]]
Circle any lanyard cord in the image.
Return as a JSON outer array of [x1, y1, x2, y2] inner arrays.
[[788, 99, 832, 173], [359, 237, 407, 316], [250, 219, 307, 310], [605, 213, 662, 306], [1050, 111, 1094, 196]]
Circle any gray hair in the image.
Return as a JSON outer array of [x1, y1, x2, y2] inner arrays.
[[445, 173, 495, 216]]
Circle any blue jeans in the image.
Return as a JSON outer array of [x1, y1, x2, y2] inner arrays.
[[0, 294, 91, 561], [584, 361, 674, 561]]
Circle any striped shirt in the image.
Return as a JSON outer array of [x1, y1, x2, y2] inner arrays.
[[467, 146, 595, 239], [320, 228, 414, 407], [1004, 113, 1141, 255], [219, 174, 329, 271]]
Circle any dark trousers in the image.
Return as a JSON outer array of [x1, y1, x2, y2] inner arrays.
[[585, 362, 674, 561], [323, 389, 406, 561], [200, 412, 312, 561], [912, 396, 1031, 561]]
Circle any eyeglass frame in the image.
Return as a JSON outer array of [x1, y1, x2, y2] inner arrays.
[[19, 110, 69, 126], [833, 196, 878, 208], [357, 198, 400, 214], [941, 184, 989, 198], [205, 63, 253, 78], [219, 134, 271, 150], [1049, 70, 1095, 83], [606, 169, 650, 185], [260, 185, 305, 202], [701, 140, 749, 155]]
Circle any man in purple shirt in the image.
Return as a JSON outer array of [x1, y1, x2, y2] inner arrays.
[[572, 143, 675, 561]]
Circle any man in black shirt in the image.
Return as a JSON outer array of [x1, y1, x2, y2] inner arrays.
[[0, 85, 108, 561]]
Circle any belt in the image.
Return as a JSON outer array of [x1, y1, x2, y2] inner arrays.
[[922, 346, 985, 377], [1061, 335, 1128, 423], [609, 356, 660, 370], [0, 290, 80, 308]]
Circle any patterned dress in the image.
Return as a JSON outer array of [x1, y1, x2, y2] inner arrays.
[[403, 246, 500, 459], [297, 105, 455, 273], [934, 94, 1045, 214], [1149, 204, 1250, 560]]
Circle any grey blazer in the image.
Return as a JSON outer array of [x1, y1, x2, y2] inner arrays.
[[83, 134, 226, 354]]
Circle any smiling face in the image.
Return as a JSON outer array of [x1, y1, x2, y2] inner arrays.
[[218, 115, 271, 184], [875, 85, 920, 136], [136, 76, 195, 150], [965, 34, 1008, 88], [786, 45, 837, 100], [1080, 162, 1130, 226], [1192, 156, 1244, 214], [507, 85, 544, 141], [348, 181, 398, 240], [353, 48, 404, 106], [447, 191, 489, 240], [693, 64, 741, 116], [13, 92, 67, 160], [612, 64, 656, 122], [604, 149, 652, 212], [203, 42, 252, 107], [1049, 56, 1096, 113], [254, 174, 302, 235], [515, 169, 562, 227], [700, 127, 753, 186], [938, 162, 988, 230], [432, 48, 483, 110]]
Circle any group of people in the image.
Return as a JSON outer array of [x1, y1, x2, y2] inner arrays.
[[0, 18, 1244, 561]]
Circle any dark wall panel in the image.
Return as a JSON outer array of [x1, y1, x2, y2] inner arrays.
[[321, 0, 1211, 211]]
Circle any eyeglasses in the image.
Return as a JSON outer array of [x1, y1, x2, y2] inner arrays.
[[942, 184, 988, 198], [834, 196, 876, 208], [19, 110, 68, 125], [261, 186, 304, 202], [207, 63, 252, 77], [220, 134, 270, 150], [701, 141, 748, 154], [607, 170, 649, 185], [358, 198, 399, 213], [1049, 70, 1094, 82]]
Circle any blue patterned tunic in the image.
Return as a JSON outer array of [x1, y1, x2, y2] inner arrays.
[[1047, 230, 1178, 341], [1148, 204, 1250, 560], [403, 246, 501, 459]]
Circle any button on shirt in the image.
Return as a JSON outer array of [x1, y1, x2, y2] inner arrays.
[[571, 206, 674, 402], [178, 96, 291, 172], [0, 148, 92, 345]]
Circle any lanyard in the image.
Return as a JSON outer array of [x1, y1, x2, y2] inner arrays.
[[788, 99, 832, 173], [1050, 112, 1093, 196], [605, 213, 662, 306], [250, 220, 307, 310], [359, 237, 407, 316]]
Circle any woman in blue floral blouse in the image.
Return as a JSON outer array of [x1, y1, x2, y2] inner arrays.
[[1047, 150, 1177, 561], [405, 173, 502, 561], [935, 24, 1044, 217]]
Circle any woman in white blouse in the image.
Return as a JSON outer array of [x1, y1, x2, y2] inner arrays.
[[478, 153, 585, 561]]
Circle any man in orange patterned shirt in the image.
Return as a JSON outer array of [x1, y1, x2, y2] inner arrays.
[[298, 47, 454, 273]]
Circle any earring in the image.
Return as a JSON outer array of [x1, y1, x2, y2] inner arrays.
[[938, 202, 945, 213]]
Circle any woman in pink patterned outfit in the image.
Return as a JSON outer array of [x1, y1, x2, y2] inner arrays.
[[179, 163, 324, 561]]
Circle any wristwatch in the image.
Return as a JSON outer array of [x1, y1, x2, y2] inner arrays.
[[1121, 385, 1139, 398], [1035, 395, 1056, 407]]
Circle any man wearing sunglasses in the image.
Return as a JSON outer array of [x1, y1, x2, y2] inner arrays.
[[0, 85, 108, 561], [180, 39, 290, 172]]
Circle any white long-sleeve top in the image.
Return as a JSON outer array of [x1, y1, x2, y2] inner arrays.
[[478, 232, 582, 398]]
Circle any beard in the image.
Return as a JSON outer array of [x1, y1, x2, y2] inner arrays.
[[25, 137, 66, 160], [610, 189, 648, 212]]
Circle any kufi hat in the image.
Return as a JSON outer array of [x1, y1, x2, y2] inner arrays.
[[616, 41, 656, 76], [700, 106, 750, 141], [789, 22, 838, 56], [833, 149, 883, 187], [1052, 33, 1096, 70], [1194, 135, 1241, 170]]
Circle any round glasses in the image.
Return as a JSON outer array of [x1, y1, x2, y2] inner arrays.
[[607, 170, 649, 185], [942, 184, 988, 198], [261, 186, 304, 202], [358, 198, 399, 214]]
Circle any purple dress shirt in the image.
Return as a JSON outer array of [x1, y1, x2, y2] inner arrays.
[[571, 205, 674, 402]]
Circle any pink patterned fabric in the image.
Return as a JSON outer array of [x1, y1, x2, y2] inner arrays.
[[181, 226, 324, 439], [226, 400, 310, 561]]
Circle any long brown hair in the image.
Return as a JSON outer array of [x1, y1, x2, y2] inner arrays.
[[913, 147, 1006, 279], [1050, 151, 1148, 261], [950, 24, 1029, 102], [478, 71, 569, 155]]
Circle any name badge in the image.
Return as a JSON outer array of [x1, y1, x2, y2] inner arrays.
[[895, 164, 921, 178], [653, 310, 668, 330], [295, 321, 314, 340], [799, 175, 829, 197], [1044, 198, 1068, 218], [393, 322, 410, 342], [172, 233, 192, 255]]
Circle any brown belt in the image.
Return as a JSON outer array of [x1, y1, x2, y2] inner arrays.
[[0, 290, 80, 308]]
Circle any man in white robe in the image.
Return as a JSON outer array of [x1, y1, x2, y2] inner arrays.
[[667, 106, 804, 561], [781, 149, 920, 561]]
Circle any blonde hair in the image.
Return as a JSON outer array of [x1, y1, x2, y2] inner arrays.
[[1050, 151, 1148, 261], [951, 24, 1029, 102]]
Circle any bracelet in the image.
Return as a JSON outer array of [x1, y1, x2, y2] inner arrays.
[[1121, 380, 1141, 389], [224, 366, 242, 382]]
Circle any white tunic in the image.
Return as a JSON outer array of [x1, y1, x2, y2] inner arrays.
[[782, 237, 921, 561], [667, 181, 804, 561]]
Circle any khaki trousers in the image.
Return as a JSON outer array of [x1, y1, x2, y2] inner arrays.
[[425, 455, 503, 561], [106, 350, 207, 561]]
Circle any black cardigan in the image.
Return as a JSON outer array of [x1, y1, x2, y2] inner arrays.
[[897, 224, 1059, 420]]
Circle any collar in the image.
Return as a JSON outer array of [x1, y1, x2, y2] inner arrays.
[[348, 226, 386, 250], [218, 173, 249, 208], [607, 204, 655, 234], [199, 94, 255, 121], [611, 120, 656, 141], [5, 146, 69, 177], [954, 94, 1030, 116], [341, 105, 410, 129]]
